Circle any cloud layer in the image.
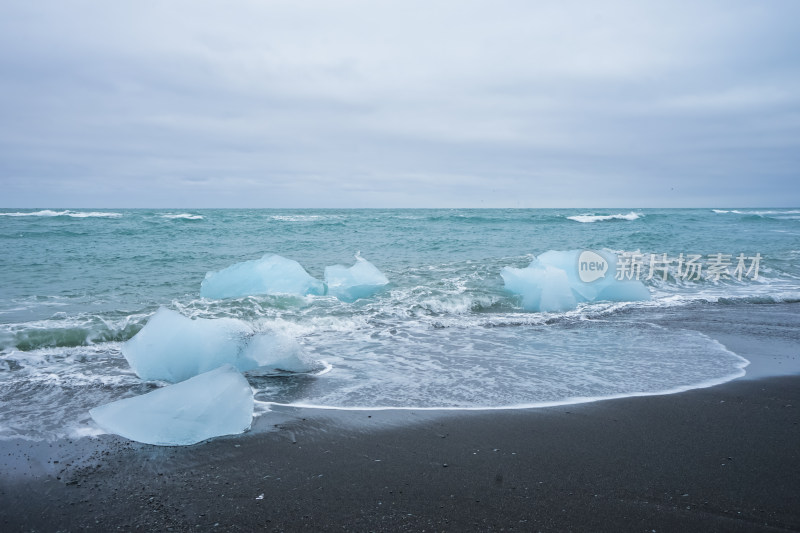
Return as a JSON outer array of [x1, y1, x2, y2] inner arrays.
[[1, 0, 798, 207]]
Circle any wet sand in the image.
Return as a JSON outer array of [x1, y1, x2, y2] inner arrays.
[[2, 374, 799, 532]]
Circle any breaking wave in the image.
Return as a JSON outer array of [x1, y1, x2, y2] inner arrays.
[[160, 213, 203, 220], [0, 210, 122, 218], [712, 209, 800, 220], [567, 212, 642, 223]]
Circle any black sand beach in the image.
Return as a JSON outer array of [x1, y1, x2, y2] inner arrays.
[[2, 373, 799, 532], [4, 303, 799, 532]]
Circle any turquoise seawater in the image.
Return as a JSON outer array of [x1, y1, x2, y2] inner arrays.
[[1, 208, 799, 440]]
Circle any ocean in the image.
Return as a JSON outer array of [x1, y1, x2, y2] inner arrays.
[[1, 208, 799, 442]]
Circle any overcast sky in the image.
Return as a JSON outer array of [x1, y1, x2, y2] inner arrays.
[[1, 0, 798, 208]]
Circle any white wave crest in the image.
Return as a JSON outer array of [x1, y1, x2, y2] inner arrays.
[[712, 209, 800, 216], [161, 213, 203, 220], [0, 210, 122, 218], [567, 212, 641, 223], [268, 214, 344, 222], [68, 211, 123, 218]]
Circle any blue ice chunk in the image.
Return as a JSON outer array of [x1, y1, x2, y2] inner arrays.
[[596, 280, 652, 302], [501, 250, 650, 312], [324, 254, 389, 302], [123, 307, 322, 383], [90, 365, 253, 446], [200, 254, 325, 299], [500, 263, 577, 312]]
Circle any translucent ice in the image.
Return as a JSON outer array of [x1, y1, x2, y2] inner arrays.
[[501, 263, 577, 312], [200, 254, 325, 299], [123, 307, 322, 382], [501, 250, 650, 312], [90, 365, 253, 446], [324, 254, 389, 302]]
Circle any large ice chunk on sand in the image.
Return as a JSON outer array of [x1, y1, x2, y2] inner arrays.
[[200, 254, 325, 299], [90, 365, 253, 446], [324, 254, 389, 302], [501, 250, 650, 312], [123, 307, 322, 382]]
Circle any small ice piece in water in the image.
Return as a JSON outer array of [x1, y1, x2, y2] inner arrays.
[[123, 307, 322, 382], [324, 254, 390, 302], [501, 250, 650, 312], [200, 254, 325, 299], [89, 365, 254, 446]]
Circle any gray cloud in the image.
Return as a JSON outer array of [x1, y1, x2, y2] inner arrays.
[[0, 0, 798, 207]]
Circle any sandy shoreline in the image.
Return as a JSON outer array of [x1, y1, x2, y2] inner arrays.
[[2, 372, 799, 532]]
